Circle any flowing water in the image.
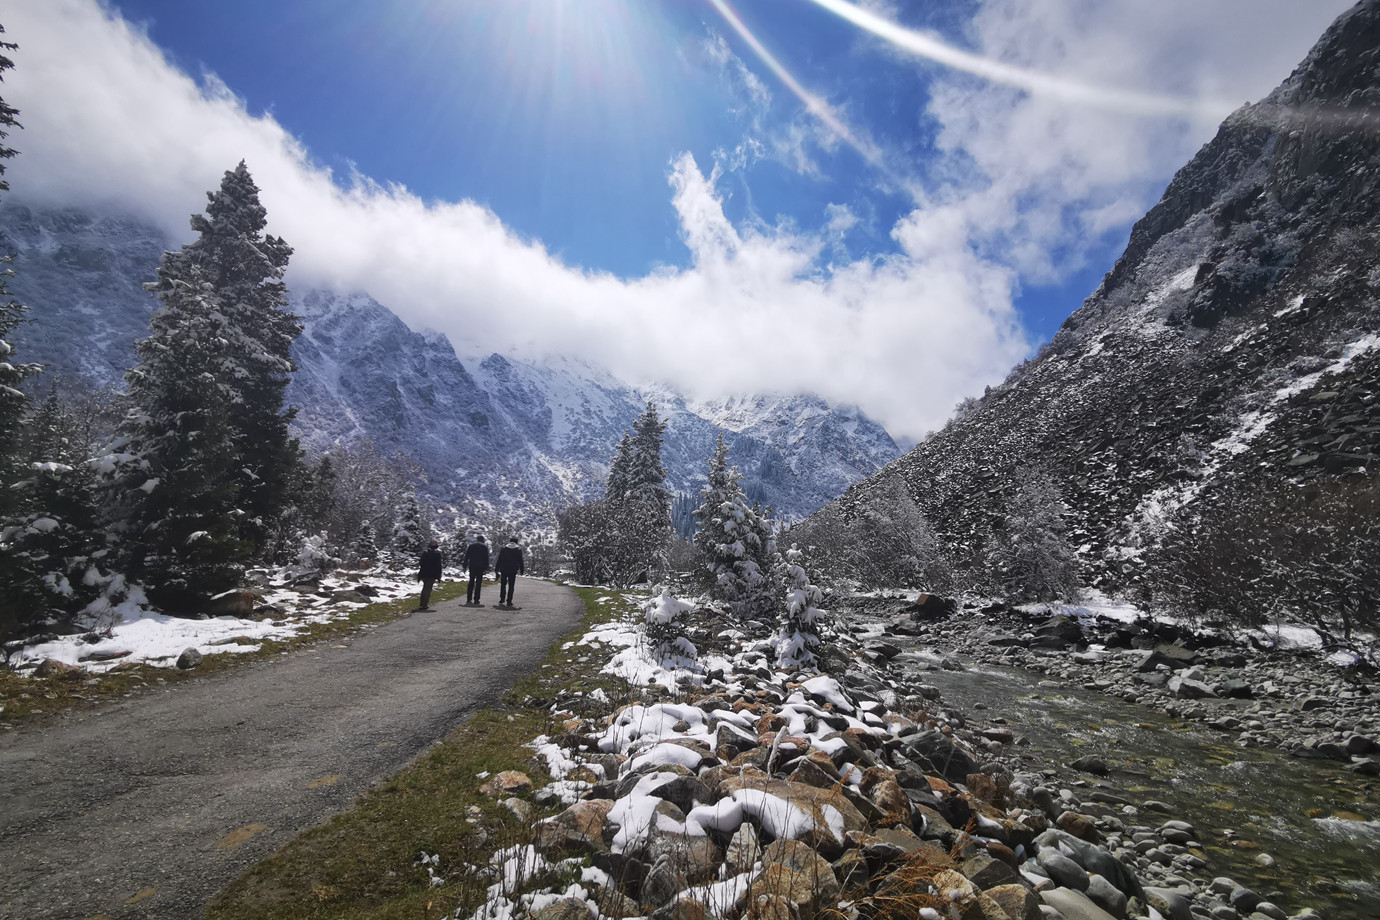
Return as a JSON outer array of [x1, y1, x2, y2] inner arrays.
[[894, 653, 1380, 920]]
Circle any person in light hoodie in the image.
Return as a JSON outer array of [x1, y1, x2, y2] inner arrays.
[[494, 537, 525, 609]]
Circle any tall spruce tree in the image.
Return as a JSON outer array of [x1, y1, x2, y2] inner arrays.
[[145, 161, 301, 551], [604, 401, 673, 580], [112, 253, 246, 609], [0, 25, 36, 516]]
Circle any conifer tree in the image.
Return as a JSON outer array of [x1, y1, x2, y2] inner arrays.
[[145, 161, 301, 551], [603, 401, 673, 580], [110, 253, 246, 609], [354, 521, 379, 565], [0, 25, 36, 517], [693, 434, 778, 622], [392, 493, 427, 559]]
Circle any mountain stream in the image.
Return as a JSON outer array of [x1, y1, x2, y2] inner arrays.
[[893, 651, 1380, 920]]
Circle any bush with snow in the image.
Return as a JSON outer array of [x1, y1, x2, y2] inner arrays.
[[295, 532, 341, 575], [643, 589, 697, 667]]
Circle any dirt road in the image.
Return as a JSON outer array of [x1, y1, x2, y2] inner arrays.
[[0, 578, 585, 920]]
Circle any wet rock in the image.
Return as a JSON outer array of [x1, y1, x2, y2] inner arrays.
[[1085, 873, 1129, 918], [1144, 886, 1194, 920], [1040, 887, 1120, 920], [906, 729, 979, 785], [1070, 755, 1109, 776], [1036, 849, 1089, 891], [1057, 811, 1097, 840]]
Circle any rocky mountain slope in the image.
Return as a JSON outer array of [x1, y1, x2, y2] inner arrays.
[[0, 206, 900, 522], [833, 0, 1380, 591]]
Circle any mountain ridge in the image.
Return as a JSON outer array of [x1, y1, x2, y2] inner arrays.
[[0, 203, 901, 523], [831, 0, 1380, 593]]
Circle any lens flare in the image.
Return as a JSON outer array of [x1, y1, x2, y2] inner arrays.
[[803, 0, 1236, 119], [707, 0, 884, 168]]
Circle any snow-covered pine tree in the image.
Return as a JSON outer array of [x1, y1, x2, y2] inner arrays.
[[0, 27, 37, 519], [774, 544, 826, 668], [108, 253, 247, 610], [392, 492, 427, 560], [146, 161, 302, 554], [605, 429, 635, 501], [603, 401, 673, 582], [693, 434, 779, 623], [354, 520, 379, 565]]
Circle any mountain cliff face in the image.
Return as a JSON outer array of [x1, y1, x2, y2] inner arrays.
[[0, 207, 900, 522], [834, 0, 1380, 590]]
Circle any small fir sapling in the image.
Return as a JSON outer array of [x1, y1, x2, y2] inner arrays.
[[772, 545, 827, 669], [643, 588, 697, 666], [693, 434, 779, 625]]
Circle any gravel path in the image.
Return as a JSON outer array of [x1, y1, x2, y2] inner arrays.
[[0, 578, 586, 920]]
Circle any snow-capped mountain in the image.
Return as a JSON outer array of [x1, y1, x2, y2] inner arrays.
[[833, 1, 1380, 589], [0, 206, 900, 522]]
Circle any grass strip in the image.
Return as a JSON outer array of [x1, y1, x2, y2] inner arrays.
[[203, 586, 636, 920], [0, 580, 465, 725]]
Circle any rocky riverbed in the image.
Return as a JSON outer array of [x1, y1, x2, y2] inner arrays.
[[455, 594, 1367, 920]]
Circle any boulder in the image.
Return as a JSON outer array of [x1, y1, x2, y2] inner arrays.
[[34, 658, 80, 678], [1070, 755, 1109, 776], [176, 648, 204, 670], [716, 775, 868, 857], [906, 729, 979, 785], [205, 589, 256, 618], [479, 771, 533, 797], [725, 822, 763, 874], [534, 800, 613, 856], [530, 897, 596, 920], [986, 884, 1042, 920], [750, 840, 839, 920], [912, 593, 958, 620], [960, 854, 1022, 890]]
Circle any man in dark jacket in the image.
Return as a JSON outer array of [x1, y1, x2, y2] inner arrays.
[[462, 535, 490, 606], [494, 538, 525, 608], [417, 539, 443, 611]]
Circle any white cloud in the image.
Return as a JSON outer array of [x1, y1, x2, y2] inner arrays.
[[1, 0, 1030, 442], [914, 0, 1354, 281]]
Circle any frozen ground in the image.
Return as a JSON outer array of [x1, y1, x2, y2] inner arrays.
[[11, 566, 429, 673]]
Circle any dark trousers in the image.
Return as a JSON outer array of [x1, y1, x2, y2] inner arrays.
[[466, 569, 484, 603], [499, 573, 517, 605], [420, 578, 436, 608]]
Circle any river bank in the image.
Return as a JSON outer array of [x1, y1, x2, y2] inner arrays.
[[838, 593, 1380, 920], [445, 589, 1368, 920]]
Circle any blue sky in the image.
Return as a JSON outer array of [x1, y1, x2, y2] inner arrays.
[[2, 0, 1353, 438]]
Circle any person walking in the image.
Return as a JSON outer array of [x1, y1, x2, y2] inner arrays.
[[494, 537, 525, 608], [462, 535, 490, 606], [417, 539, 443, 611]]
